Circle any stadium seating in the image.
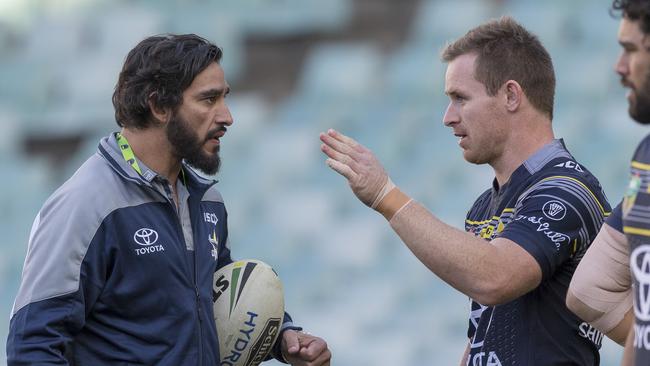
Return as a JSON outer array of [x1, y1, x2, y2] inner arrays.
[[0, 0, 632, 364]]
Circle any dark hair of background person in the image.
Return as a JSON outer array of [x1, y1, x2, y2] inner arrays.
[[612, 0, 650, 34]]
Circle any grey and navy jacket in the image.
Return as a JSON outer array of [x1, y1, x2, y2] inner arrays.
[[7, 133, 296, 365]]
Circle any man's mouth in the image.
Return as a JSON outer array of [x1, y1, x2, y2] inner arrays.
[[207, 128, 227, 144]]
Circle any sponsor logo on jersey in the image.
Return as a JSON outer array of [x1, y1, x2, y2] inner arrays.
[[514, 215, 570, 250], [624, 173, 641, 218], [631, 245, 650, 322], [132, 227, 166, 256], [469, 351, 502, 366], [209, 230, 219, 261], [134, 228, 158, 246], [542, 200, 566, 221], [634, 323, 650, 351], [554, 160, 584, 172], [204, 211, 219, 225], [578, 322, 603, 348]]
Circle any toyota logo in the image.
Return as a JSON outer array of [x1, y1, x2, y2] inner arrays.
[[133, 228, 159, 246], [631, 245, 650, 321]]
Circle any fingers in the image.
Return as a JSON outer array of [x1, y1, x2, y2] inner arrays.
[[285, 332, 331, 366], [325, 157, 356, 180], [301, 348, 331, 366], [321, 142, 358, 175], [298, 335, 328, 360], [319, 129, 368, 175], [282, 329, 301, 355], [320, 129, 359, 156], [320, 128, 390, 207]]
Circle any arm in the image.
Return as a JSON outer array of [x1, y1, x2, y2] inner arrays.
[[621, 326, 635, 366], [7, 198, 106, 365], [320, 129, 541, 305], [566, 220, 632, 345], [321, 129, 605, 306], [460, 342, 470, 366], [387, 200, 541, 305]]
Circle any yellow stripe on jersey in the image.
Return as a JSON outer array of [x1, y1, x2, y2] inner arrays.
[[539, 176, 609, 216], [623, 226, 650, 237], [466, 209, 515, 240], [465, 208, 514, 226], [631, 160, 650, 171], [466, 217, 496, 226]]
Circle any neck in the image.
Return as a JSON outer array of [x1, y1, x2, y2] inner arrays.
[[120, 127, 181, 185], [491, 113, 554, 187]]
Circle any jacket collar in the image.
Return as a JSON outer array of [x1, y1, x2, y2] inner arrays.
[[97, 132, 216, 192]]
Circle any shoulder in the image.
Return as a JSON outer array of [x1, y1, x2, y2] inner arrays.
[[202, 184, 224, 204], [467, 188, 492, 216], [470, 188, 491, 207], [632, 133, 650, 164], [518, 161, 610, 217], [39, 153, 168, 243], [46, 153, 159, 217], [181, 165, 224, 204]]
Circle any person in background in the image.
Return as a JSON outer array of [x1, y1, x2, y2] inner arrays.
[[567, 1, 650, 365]]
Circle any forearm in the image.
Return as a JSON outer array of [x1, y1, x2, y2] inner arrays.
[[621, 326, 635, 366], [610, 310, 635, 346], [460, 342, 470, 366], [386, 198, 531, 305]]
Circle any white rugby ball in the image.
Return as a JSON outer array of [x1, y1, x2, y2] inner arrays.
[[213, 259, 285, 366]]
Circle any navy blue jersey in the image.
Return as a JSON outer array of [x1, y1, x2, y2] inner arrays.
[[464, 140, 610, 366], [608, 133, 650, 365]]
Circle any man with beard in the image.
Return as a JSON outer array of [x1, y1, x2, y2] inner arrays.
[[321, 17, 610, 365], [6, 34, 331, 366], [567, 1, 650, 365]]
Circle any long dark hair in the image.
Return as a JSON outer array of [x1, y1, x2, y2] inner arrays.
[[112, 34, 223, 129]]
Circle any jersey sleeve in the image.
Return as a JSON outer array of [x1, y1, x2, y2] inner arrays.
[[606, 201, 623, 233], [499, 176, 608, 279]]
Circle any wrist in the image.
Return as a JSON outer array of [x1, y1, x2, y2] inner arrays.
[[374, 187, 411, 221]]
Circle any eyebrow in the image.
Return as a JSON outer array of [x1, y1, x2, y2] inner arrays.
[[196, 87, 230, 99], [619, 40, 637, 49], [445, 89, 461, 97]]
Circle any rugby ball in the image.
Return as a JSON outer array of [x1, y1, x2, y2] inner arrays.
[[213, 259, 285, 366]]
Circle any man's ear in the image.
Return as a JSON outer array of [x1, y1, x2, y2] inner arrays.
[[503, 80, 523, 112], [147, 92, 171, 125]]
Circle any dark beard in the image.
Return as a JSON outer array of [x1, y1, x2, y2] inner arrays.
[[166, 114, 222, 175], [629, 72, 650, 125]]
